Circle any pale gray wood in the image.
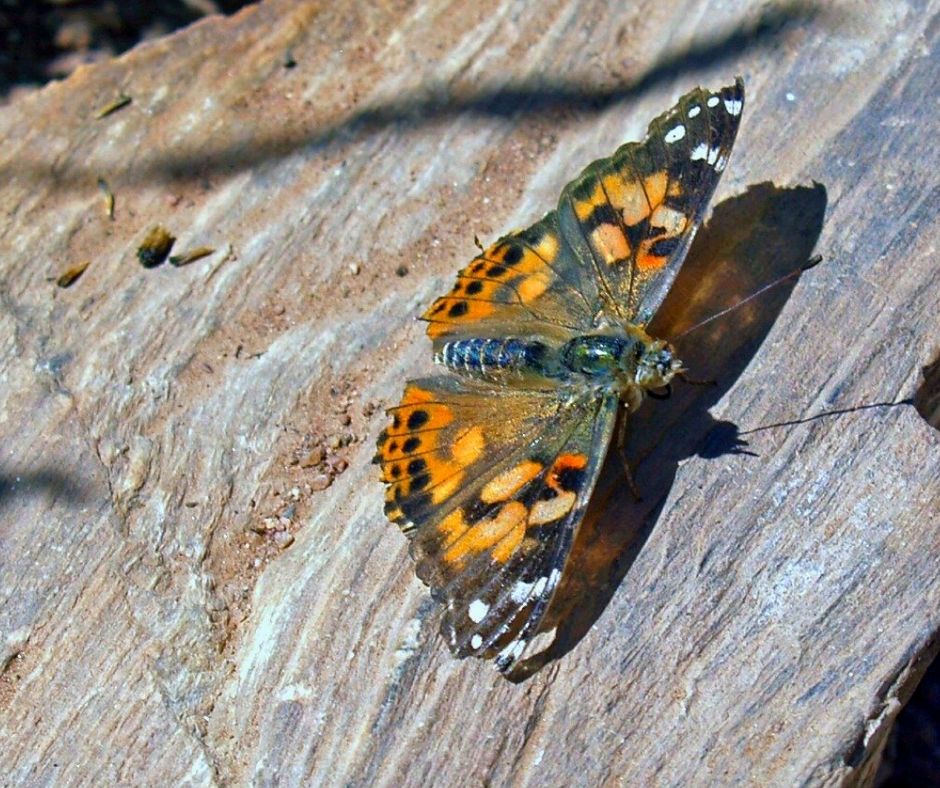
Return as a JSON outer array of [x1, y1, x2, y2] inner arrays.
[[1, 0, 938, 784]]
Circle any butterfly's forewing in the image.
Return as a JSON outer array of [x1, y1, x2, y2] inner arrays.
[[556, 78, 744, 324], [420, 206, 602, 350], [375, 377, 617, 673]]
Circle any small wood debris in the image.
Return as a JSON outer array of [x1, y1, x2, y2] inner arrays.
[[327, 457, 348, 474], [169, 246, 215, 267], [137, 225, 176, 268], [95, 94, 132, 119], [274, 531, 294, 549], [97, 177, 115, 219], [55, 261, 90, 288], [296, 445, 324, 468], [309, 473, 332, 491]]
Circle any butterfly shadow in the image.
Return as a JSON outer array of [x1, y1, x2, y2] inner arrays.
[[508, 180, 828, 681], [914, 353, 940, 431]]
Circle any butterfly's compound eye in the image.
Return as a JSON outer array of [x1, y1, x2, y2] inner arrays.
[[636, 344, 681, 389]]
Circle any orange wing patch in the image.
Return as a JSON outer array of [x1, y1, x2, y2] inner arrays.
[[530, 453, 587, 525], [435, 452, 590, 567], [441, 501, 528, 568], [590, 223, 631, 266], [481, 460, 543, 504], [376, 385, 489, 529], [573, 165, 687, 271]]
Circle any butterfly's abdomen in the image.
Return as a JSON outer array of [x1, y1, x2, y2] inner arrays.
[[435, 338, 551, 380]]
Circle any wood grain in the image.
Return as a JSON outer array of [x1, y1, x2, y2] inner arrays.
[[1, 0, 938, 784]]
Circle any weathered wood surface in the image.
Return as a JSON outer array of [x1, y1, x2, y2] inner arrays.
[[1, 1, 939, 784]]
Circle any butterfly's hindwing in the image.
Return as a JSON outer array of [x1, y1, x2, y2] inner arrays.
[[421, 211, 602, 347]]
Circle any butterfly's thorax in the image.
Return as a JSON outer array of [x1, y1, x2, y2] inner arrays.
[[436, 327, 681, 407]]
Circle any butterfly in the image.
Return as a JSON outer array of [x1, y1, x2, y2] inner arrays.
[[375, 78, 745, 674]]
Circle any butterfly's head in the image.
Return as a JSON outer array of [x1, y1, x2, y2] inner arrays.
[[634, 339, 682, 390]]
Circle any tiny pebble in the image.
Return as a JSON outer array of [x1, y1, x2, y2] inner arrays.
[[310, 473, 332, 491], [275, 531, 295, 549], [395, 264, 409, 277], [300, 446, 324, 467], [250, 517, 278, 534]]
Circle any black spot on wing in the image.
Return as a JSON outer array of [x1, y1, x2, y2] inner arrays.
[[649, 237, 681, 257], [584, 202, 620, 230], [503, 245, 524, 265], [555, 465, 585, 492], [407, 410, 429, 429]]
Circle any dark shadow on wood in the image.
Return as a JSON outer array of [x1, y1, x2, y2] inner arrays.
[[507, 181, 829, 681], [914, 354, 940, 431], [4, 1, 828, 189], [0, 2, 256, 97], [0, 469, 91, 513], [878, 644, 940, 787]]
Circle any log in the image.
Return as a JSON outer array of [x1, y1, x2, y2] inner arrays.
[[1, 0, 938, 784]]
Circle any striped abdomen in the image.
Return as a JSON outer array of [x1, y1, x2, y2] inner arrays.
[[434, 338, 550, 380]]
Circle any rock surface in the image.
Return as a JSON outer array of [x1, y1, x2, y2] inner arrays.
[[1, 0, 938, 784]]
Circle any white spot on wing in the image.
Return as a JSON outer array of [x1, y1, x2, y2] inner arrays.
[[497, 638, 526, 665], [690, 142, 708, 161], [509, 576, 550, 605], [468, 599, 489, 623], [707, 147, 720, 166], [724, 97, 742, 116], [707, 95, 720, 108], [687, 105, 701, 118], [715, 155, 728, 172], [510, 579, 535, 604], [471, 634, 483, 649], [664, 124, 686, 143]]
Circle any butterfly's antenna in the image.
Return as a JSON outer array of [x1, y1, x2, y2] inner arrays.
[[674, 255, 822, 340]]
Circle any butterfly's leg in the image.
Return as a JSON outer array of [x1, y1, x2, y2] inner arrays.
[[677, 371, 717, 387], [615, 412, 643, 501]]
